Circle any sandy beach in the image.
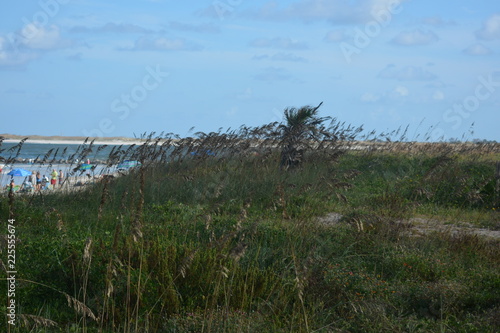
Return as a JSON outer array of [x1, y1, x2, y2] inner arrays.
[[0, 134, 149, 189], [2, 172, 123, 196]]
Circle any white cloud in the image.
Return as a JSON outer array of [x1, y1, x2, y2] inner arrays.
[[272, 52, 307, 62], [245, 0, 364, 23], [433, 90, 444, 100], [369, 0, 406, 17], [66, 52, 83, 61], [462, 43, 493, 56], [0, 23, 70, 69], [236, 88, 253, 100], [71, 22, 154, 34], [324, 29, 348, 43], [0, 37, 6, 60], [476, 14, 500, 40], [5, 88, 26, 94], [362, 84, 411, 103], [253, 52, 307, 62], [253, 54, 269, 60], [168, 21, 220, 34], [378, 64, 437, 81], [391, 29, 439, 46], [21, 24, 64, 50], [249, 37, 307, 50], [420, 16, 455, 27], [231, 0, 407, 24], [369, 107, 402, 123], [0, 51, 38, 68], [394, 85, 409, 96], [361, 92, 380, 102], [254, 67, 292, 82], [124, 36, 203, 51], [227, 106, 238, 117]]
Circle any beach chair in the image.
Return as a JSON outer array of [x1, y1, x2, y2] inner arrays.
[[4, 185, 21, 194], [20, 182, 34, 193]]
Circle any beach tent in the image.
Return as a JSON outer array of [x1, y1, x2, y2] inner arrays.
[[79, 163, 94, 170], [7, 168, 32, 177], [190, 149, 216, 156], [5, 168, 31, 193]]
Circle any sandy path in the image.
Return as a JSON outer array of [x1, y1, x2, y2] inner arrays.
[[317, 213, 500, 240]]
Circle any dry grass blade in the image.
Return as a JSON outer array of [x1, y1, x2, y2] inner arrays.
[[336, 192, 348, 203], [105, 259, 117, 298], [8, 181, 15, 219], [47, 208, 66, 232], [178, 249, 198, 278], [83, 237, 93, 264], [291, 248, 310, 332], [220, 265, 230, 279], [229, 242, 248, 262], [98, 175, 110, 221], [19, 314, 58, 328], [132, 218, 143, 242], [204, 214, 212, 230], [64, 293, 98, 321]]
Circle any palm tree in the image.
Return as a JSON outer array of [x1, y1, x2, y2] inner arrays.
[[279, 102, 329, 169]]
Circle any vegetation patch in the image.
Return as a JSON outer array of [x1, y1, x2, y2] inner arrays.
[[1, 108, 499, 332]]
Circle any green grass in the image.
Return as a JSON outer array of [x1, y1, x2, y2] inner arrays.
[[1, 148, 499, 332]]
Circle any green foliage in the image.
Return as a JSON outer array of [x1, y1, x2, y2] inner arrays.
[[0, 143, 499, 332]]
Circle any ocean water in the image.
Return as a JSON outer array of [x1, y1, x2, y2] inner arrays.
[[0, 142, 133, 188], [0, 142, 130, 162]]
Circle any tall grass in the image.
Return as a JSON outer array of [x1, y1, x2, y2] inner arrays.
[[0, 126, 499, 332]]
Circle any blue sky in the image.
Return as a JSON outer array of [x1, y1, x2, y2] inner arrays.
[[1, 0, 499, 141]]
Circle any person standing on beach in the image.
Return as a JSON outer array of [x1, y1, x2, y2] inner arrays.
[[36, 172, 42, 191], [41, 174, 49, 190], [51, 169, 58, 189], [30, 172, 36, 187], [59, 170, 64, 188]]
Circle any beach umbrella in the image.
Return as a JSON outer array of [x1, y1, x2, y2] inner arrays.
[[117, 160, 140, 169], [7, 168, 32, 177]]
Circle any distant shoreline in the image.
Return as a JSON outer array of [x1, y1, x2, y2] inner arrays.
[[1, 133, 146, 146], [2, 139, 146, 146]]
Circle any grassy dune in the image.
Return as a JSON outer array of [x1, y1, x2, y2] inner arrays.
[[1, 133, 499, 332]]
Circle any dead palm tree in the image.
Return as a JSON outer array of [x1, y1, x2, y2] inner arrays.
[[279, 102, 329, 169]]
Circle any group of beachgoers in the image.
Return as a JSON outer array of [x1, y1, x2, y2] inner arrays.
[[4, 169, 64, 193]]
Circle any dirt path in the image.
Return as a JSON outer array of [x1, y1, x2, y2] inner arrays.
[[402, 217, 500, 240], [317, 213, 500, 240]]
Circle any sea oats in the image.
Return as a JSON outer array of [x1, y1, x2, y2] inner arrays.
[[64, 293, 98, 322]]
